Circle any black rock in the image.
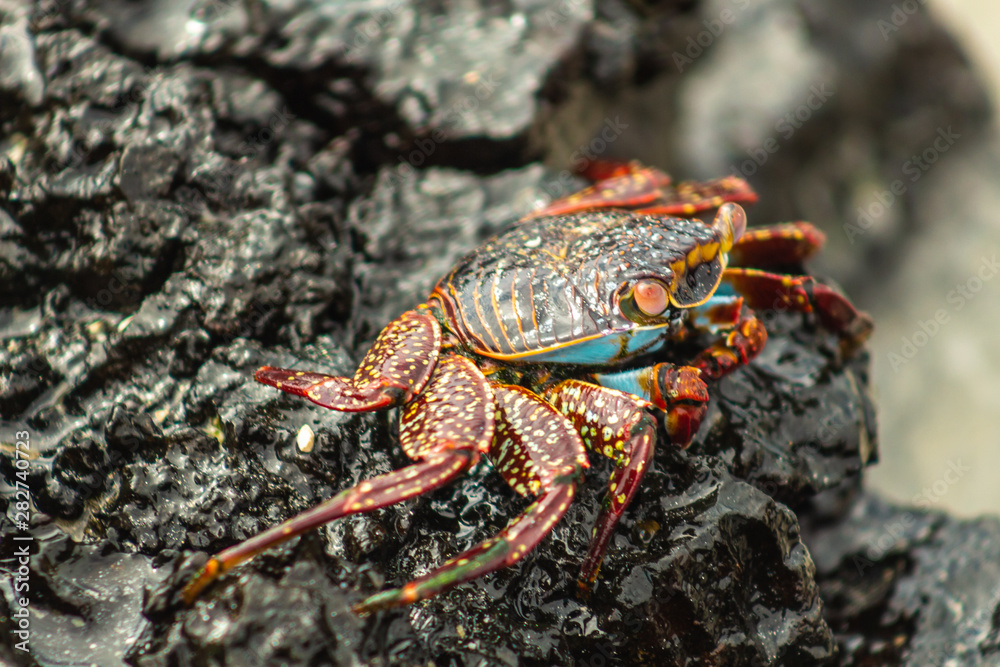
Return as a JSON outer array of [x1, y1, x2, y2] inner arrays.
[[804, 493, 1000, 666]]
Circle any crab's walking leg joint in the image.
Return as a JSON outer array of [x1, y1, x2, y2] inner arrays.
[[183, 354, 495, 605], [724, 221, 874, 349], [543, 380, 660, 591], [255, 309, 442, 412], [354, 384, 588, 615], [721, 268, 873, 350], [690, 299, 768, 381]]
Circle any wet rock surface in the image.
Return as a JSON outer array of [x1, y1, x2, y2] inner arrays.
[[804, 494, 1000, 666], [1, 1, 996, 666]]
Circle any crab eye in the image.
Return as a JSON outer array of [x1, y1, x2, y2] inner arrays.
[[633, 280, 669, 316]]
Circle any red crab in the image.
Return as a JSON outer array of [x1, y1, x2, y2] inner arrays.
[[182, 162, 872, 614]]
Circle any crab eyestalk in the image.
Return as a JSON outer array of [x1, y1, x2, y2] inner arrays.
[[714, 202, 747, 252]]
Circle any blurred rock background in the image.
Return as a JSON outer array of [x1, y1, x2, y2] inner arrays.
[[865, 0, 1000, 518], [597, 0, 1000, 519]]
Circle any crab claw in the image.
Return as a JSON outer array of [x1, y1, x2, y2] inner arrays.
[[653, 365, 710, 448]]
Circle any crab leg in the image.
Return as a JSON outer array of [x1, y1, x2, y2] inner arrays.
[[527, 163, 757, 219], [354, 385, 589, 614], [255, 308, 442, 412], [720, 221, 873, 347], [728, 222, 825, 268], [721, 268, 873, 346], [575, 159, 666, 183], [543, 380, 660, 590], [182, 453, 477, 604], [183, 354, 494, 604], [355, 484, 576, 614]]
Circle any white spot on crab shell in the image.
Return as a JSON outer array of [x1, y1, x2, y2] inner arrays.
[[525, 236, 542, 248]]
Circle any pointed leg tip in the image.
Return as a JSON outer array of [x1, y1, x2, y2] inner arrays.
[[838, 312, 874, 357], [180, 558, 219, 605], [180, 582, 202, 606], [350, 601, 373, 616], [810, 283, 875, 349], [577, 560, 601, 600], [352, 587, 406, 616]]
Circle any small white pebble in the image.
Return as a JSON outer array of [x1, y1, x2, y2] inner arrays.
[[296, 424, 315, 452]]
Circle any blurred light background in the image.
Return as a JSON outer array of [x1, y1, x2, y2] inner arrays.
[[863, 0, 1000, 517], [932, 0, 1000, 114]]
